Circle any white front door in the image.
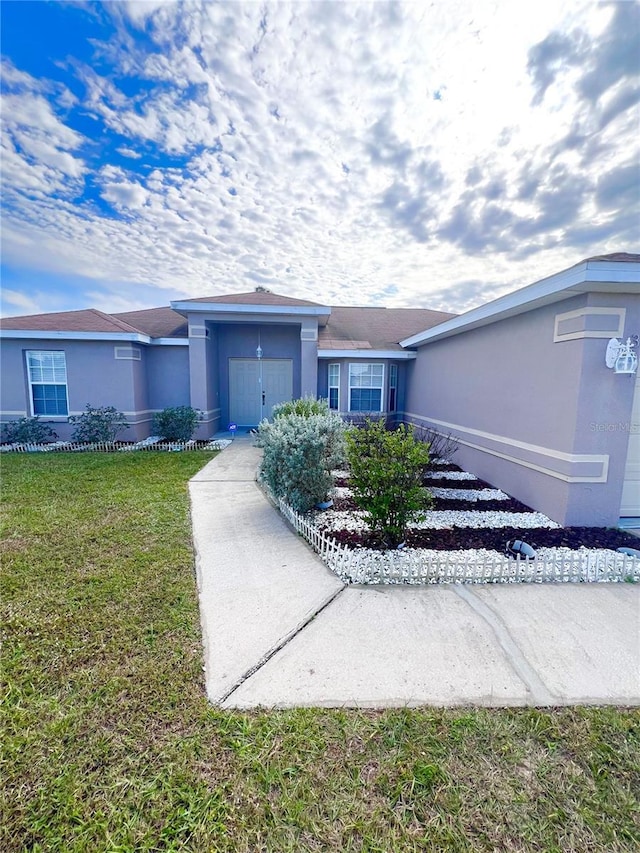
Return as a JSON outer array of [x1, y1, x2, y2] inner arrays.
[[229, 359, 293, 426], [620, 372, 640, 516], [263, 359, 293, 416]]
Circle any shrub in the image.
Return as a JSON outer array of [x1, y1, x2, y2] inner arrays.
[[411, 424, 459, 462], [259, 411, 346, 513], [345, 418, 433, 547], [153, 406, 200, 442], [69, 404, 129, 443], [2, 416, 57, 445], [272, 395, 329, 419]]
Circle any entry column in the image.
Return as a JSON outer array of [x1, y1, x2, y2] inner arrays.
[[300, 319, 319, 397], [188, 321, 219, 438]]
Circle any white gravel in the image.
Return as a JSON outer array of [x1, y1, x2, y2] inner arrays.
[[332, 485, 510, 502], [423, 470, 479, 480], [316, 509, 561, 532], [427, 487, 510, 501]]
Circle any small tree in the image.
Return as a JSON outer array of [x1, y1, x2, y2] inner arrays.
[[2, 416, 57, 445], [69, 405, 128, 443], [153, 406, 200, 441], [259, 410, 346, 513], [346, 419, 433, 547]]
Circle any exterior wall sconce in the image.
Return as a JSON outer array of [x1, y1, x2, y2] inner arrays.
[[605, 336, 638, 375], [256, 344, 263, 360]]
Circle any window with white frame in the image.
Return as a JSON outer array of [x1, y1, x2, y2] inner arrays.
[[389, 363, 398, 412], [349, 363, 384, 412], [328, 363, 340, 410], [26, 351, 69, 416]]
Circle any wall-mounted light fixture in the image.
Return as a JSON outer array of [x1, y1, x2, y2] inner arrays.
[[256, 329, 263, 360], [605, 336, 638, 375]]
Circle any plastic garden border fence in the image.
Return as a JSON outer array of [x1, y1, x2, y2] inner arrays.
[[0, 439, 229, 454]]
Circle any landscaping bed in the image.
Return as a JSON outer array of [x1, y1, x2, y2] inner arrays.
[[266, 460, 640, 585], [321, 461, 639, 555]]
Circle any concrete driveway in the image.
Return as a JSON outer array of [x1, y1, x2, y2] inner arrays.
[[189, 440, 640, 709]]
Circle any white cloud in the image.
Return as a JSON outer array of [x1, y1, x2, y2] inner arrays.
[[117, 146, 142, 159], [1, 0, 637, 316], [0, 289, 42, 316]]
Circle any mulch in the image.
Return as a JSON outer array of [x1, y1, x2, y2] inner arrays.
[[328, 464, 639, 553], [328, 525, 640, 553]]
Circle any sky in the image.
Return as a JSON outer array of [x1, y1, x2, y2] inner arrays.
[[1, 0, 638, 319]]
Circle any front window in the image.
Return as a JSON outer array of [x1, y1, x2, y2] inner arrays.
[[389, 364, 398, 412], [328, 363, 340, 410], [26, 351, 68, 416], [349, 363, 384, 412]]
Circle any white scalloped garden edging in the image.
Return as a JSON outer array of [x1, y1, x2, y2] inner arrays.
[[0, 438, 232, 453]]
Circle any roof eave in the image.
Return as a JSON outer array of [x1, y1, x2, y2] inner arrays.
[[401, 258, 640, 348], [0, 329, 152, 344], [318, 348, 417, 359], [171, 300, 331, 319]]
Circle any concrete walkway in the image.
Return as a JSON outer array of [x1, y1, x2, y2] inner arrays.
[[189, 440, 640, 709]]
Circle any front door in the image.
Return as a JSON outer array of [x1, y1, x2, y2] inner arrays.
[[229, 359, 293, 426]]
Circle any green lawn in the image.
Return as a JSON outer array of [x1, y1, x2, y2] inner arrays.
[[2, 452, 639, 852]]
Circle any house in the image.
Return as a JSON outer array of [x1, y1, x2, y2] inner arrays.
[[1, 253, 638, 527]]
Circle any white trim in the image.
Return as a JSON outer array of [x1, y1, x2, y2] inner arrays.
[[114, 346, 141, 360], [1, 329, 151, 343], [172, 300, 331, 317], [404, 412, 609, 483], [401, 257, 640, 348], [328, 362, 340, 411], [389, 363, 398, 413], [1, 329, 189, 346], [26, 350, 69, 418], [553, 307, 626, 342], [151, 337, 189, 346], [348, 362, 385, 413], [318, 349, 416, 359], [189, 325, 209, 338]]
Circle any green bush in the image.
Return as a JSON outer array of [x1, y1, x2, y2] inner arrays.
[[2, 416, 57, 444], [153, 406, 200, 442], [272, 395, 329, 419], [259, 410, 345, 513], [69, 405, 129, 443], [345, 419, 433, 547]]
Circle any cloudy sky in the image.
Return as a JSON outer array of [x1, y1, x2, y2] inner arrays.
[[1, 0, 638, 318]]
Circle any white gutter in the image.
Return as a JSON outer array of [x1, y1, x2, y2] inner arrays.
[[171, 300, 331, 317], [150, 337, 189, 346], [0, 329, 152, 343], [318, 349, 417, 359], [0, 329, 190, 346]]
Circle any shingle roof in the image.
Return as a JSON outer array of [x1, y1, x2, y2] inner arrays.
[[585, 252, 640, 263], [318, 306, 457, 350], [0, 298, 457, 347], [178, 291, 328, 308], [0, 308, 142, 334], [112, 307, 188, 338]]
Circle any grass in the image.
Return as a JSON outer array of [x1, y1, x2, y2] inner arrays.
[[2, 452, 639, 852]]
